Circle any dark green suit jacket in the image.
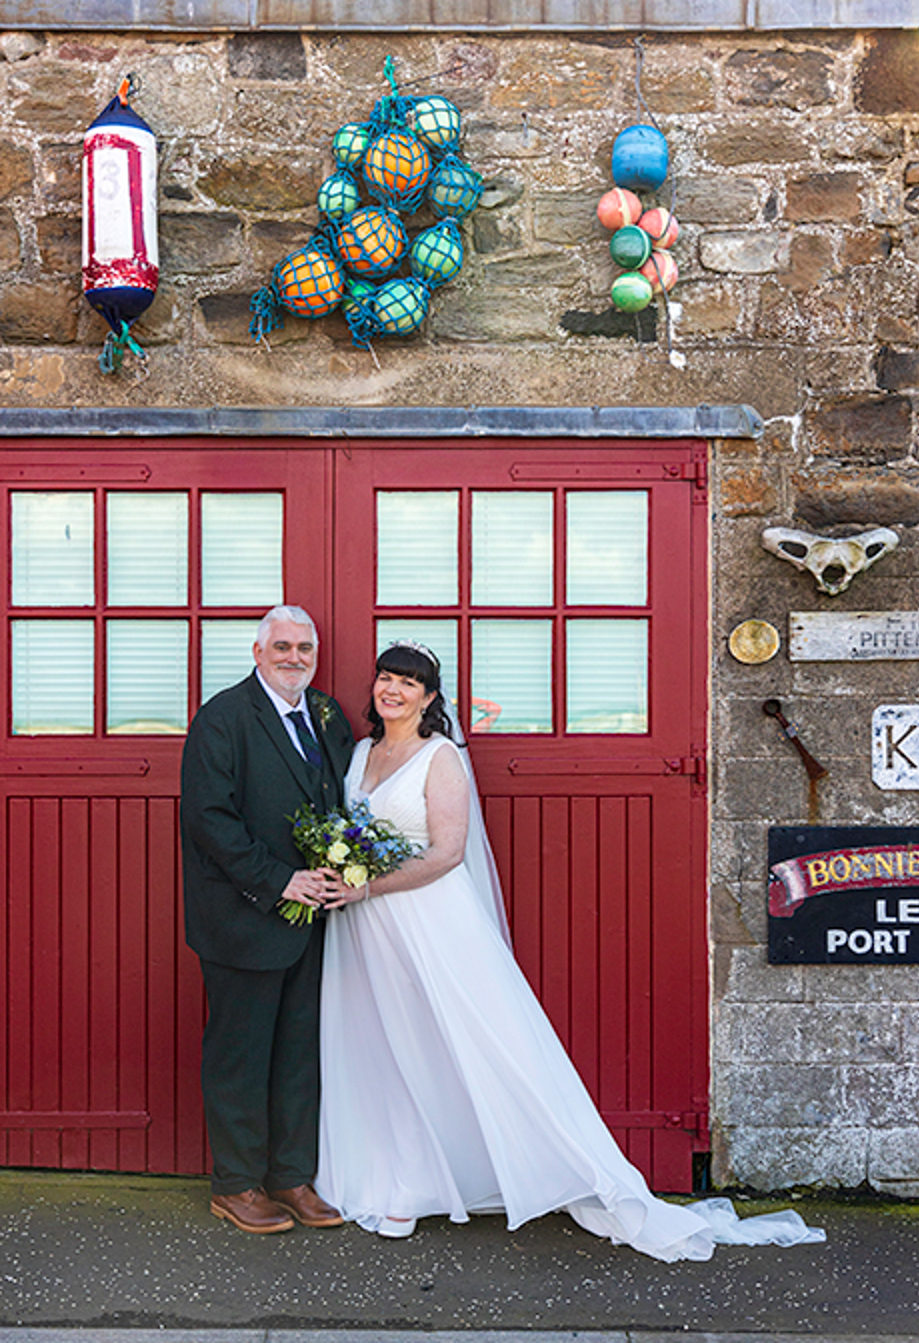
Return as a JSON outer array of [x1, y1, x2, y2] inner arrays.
[[181, 671, 354, 971]]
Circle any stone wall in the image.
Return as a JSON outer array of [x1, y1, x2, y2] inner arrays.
[[3, 23, 919, 1192]]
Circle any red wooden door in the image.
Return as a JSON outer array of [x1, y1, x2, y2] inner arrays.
[[1, 435, 708, 1193], [0, 441, 328, 1174], [332, 439, 709, 1192]]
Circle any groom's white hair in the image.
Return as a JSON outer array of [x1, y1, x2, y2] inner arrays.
[[256, 605, 318, 647]]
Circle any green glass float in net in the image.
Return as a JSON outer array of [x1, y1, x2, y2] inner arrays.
[[317, 170, 361, 221], [333, 121, 372, 167], [426, 154, 483, 220], [373, 276, 429, 335], [411, 95, 461, 152], [409, 219, 463, 287]]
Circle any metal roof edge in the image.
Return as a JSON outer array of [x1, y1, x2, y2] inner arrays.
[[0, 405, 764, 439]]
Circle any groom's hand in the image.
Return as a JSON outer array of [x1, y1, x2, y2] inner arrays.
[[282, 869, 332, 909]]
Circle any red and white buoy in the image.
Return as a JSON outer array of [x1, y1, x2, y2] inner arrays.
[[82, 76, 158, 368]]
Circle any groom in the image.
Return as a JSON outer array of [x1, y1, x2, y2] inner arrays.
[[181, 604, 354, 1233]]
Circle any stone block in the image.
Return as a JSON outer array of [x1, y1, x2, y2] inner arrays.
[[250, 218, 321, 275], [131, 286, 182, 347], [841, 229, 892, 268], [533, 192, 605, 245], [721, 1125, 868, 1191], [160, 213, 245, 275], [868, 1127, 919, 1197], [786, 172, 862, 224], [0, 282, 79, 343], [0, 142, 33, 202], [875, 346, 919, 392], [700, 231, 787, 274], [718, 1063, 844, 1127], [130, 51, 222, 138], [676, 281, 743, 336], [675, 175, 760, 226], [0, 32, 44, 62], [224, 85, 336, 146], [479, 176, 525, 211], [804, 346, 876, 393], [710, 819, 770, 889], [484, 252, 581, 288], [228, 33, 306, 80], [472, 213, 523, 254], [0, 208, 21, 269], [430, 290, 555, 342], [776, 232, 836, 294], [724, 946, 805, 1003], [8, 65, 97, 135], [36, 143, 80, 206], [200, 156, 321, 211], [856, 31, 919, 115], [719, 465, 779, 517], [805, 394, 912, 464], [36, 214, 80, 273], [725, 48, 833, 110], [710, 885, 756, 949], [821, 118, 904, 164], [845, 1064, 919, 1127], [489, 47, 624, 112], [806, 962, 919, 1005], [701, 121, 813, 167], [640, 63, 715, 114]]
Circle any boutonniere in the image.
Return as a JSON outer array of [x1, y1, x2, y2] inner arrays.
[[310, 690, 335, 731]]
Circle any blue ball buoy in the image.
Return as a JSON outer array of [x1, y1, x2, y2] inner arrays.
[[612, 124, 669, 192]]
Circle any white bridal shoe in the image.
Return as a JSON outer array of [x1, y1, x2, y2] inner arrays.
[[377, 1215, 417, 1238]]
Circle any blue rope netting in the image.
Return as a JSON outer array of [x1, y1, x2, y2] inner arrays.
[[249, 235, 344, 343], [251, 55, 479, 350], [99, 320, 146, 375]]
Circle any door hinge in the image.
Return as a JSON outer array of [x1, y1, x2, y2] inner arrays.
[[665, 753, 707, 787], [667, 457, 708, 500]]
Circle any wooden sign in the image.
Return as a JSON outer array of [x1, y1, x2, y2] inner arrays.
[[769, 825, 919, 963], [789, 611, 919, 661]]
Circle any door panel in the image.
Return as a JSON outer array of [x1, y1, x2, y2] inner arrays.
[[333, 440, 709, 1191]]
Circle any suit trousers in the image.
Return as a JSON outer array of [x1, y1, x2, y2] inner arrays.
[[200, 926, 325, 1195]]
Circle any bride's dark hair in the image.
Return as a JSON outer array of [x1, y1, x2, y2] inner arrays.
[[367, 643, 455, 743]]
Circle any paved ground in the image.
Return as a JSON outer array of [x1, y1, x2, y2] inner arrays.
[[1, 1172, 918, 1336]]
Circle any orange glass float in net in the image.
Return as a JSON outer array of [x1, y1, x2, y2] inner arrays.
[[276, 244, 345, 316], [337, 206, 406, 274], [364, 129, 431, 199]]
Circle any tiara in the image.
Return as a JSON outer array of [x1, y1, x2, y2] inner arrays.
[[385, 638, 441, 669]]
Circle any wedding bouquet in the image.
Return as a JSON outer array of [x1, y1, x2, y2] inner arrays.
[[278, 798, 420, 925]]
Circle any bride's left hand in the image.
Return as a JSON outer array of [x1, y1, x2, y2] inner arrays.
[[322, 871, 369, 908]]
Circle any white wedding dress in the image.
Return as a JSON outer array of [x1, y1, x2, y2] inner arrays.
[[316, 736, 824, 1263]]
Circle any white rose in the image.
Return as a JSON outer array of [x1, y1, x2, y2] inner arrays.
[[326, 840, 349, 865]]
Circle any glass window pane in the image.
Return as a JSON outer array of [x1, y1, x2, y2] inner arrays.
[[472, 492, 552, 607], [376, 619, 458, 706], [377, 492, 458, 606], [471, 620, 552, 734], [201, 494, 283, 607], [567, 619, 648, 734], [12, 620, 94, 734], [107, 620, 188, 734], [12, 493, 94, 607], [201, 620, 258, 705], [567, 491, 648, 606], [107, 492, 188, 607]]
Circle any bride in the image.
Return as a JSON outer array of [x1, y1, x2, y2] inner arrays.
[[315, 640, 823, 1262]]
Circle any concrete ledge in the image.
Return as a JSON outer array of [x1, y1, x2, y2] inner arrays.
[[0, 404, 764, 439], [0, 0, 912, 26]]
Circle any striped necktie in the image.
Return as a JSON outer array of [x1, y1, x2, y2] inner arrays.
[[287, 709, 322, 769]]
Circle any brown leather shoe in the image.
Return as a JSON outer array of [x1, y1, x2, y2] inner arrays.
[[210, 1187, 295, 1234], [269, 1183, 344, 1227]]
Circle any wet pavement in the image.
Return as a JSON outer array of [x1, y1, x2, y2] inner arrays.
[[0, 1171, 917, 1337]]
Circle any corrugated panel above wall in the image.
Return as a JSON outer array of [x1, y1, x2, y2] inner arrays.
[[0, 0, 915, 27]]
